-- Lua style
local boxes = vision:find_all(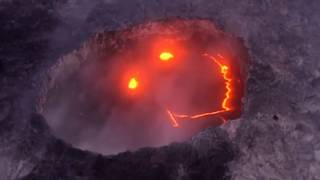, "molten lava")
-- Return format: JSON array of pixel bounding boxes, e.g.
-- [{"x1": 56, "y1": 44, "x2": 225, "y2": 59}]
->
[
  {"x1": 128, "y1": 77, "x2": 138, "y2": 90},
  {"x1": 167, "y1": 53, "x2": 233, "y2": 127},
  {"x1": 160, "y1": 52, "x2": 174, "y2": 61}
]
